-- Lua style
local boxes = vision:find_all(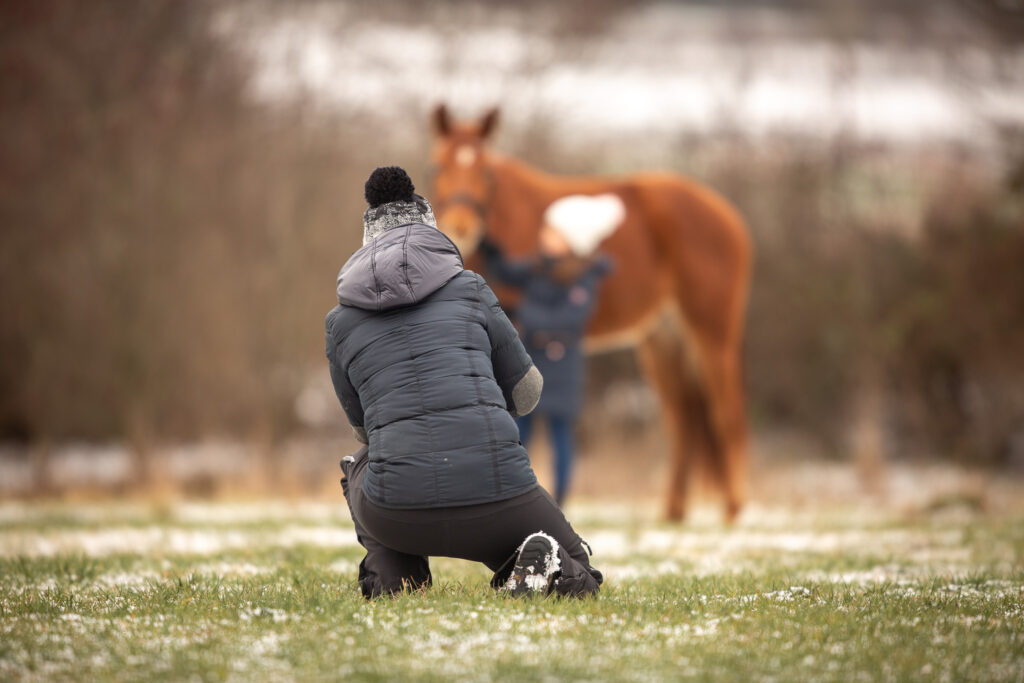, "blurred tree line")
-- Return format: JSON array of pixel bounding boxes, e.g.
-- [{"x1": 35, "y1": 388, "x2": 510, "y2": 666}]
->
[
  {"x1": 1, "y1": 0, "x2": 1023, "y2": 473},
  {"x1": 737, "y1": 141, "x2": 1024, "y2": 464},
  {"x1": 0, "y1": 1, "x2": 366, "y2": 455}
]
